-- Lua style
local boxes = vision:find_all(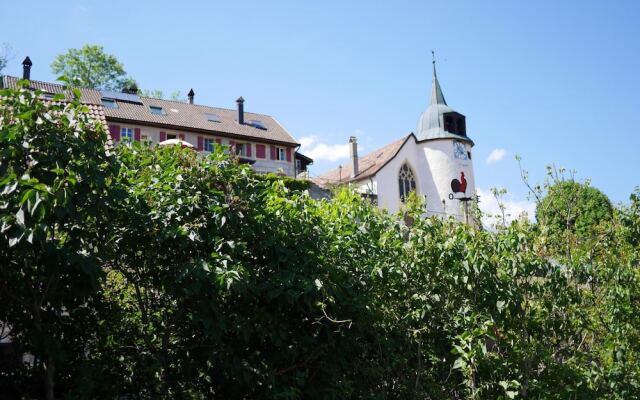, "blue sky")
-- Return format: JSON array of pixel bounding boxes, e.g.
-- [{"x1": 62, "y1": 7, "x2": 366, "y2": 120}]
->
[{"x1": 2, "y1": 0, "x2": 639, "y2": 212}]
